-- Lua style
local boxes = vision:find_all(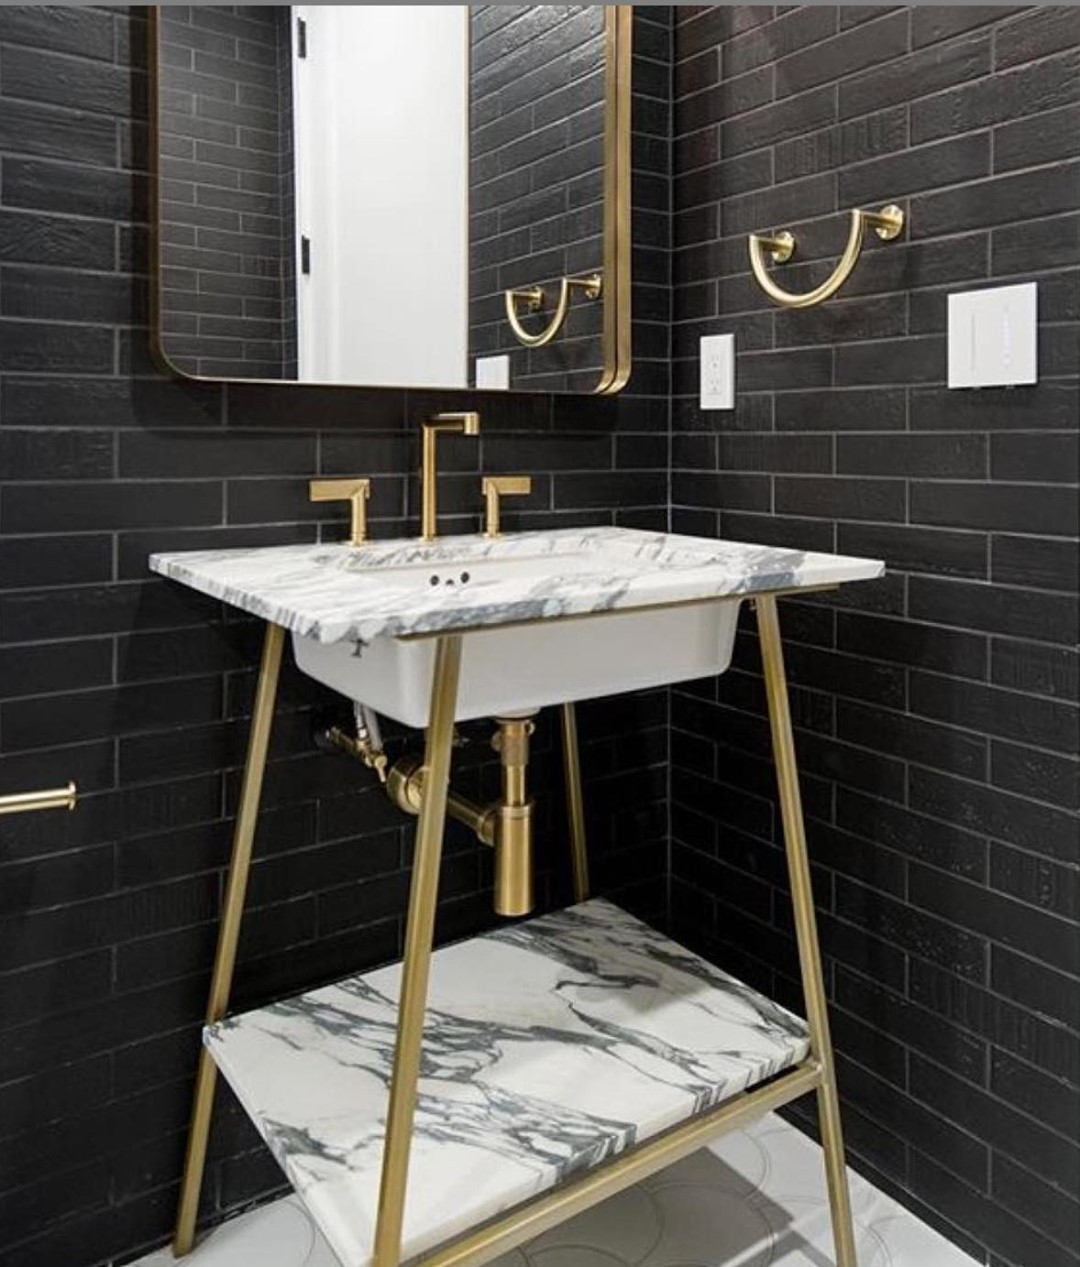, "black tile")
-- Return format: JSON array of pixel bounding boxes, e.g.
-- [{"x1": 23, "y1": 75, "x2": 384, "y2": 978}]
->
[
  {"x1": 914, "y1": 162, "x2": 1080, "y2": 239},
  {"x1": 991, "y1": 1154, "x2": 1080, "y2": 1258},
  {"x1": 990, "y1": 842, "x2": 1079, "y2": 920},
  {"x1": 910, "y1": 767, "x2": 1080, "y2": 866},
  {"x1": 911, "y1": 382, "x2": 1080, "y2": 432},
  {"x1": 991, "y1": 535, "x2": 1079, "y2": 593},
  {"x1": 775, "y1": 388, "x2": 907, "y2": 432},
  {"x1": 837, "y1": 1054, "x2": 989, "y2": 1188},
  {"x1": 909, "y1": 1154, "x2": 1076, "y2": 1267},
  {"x1": 909, "y1": 576, "x2": 1078, "y2": 644},
  {"x1": 838, "y1": 521, "x2": 987, "y2": 580},
  {"x1": 3, "y1": 157, "x2": 148, "y2": 223},
  {"x1": 913, "y1": 956, "x2": 1079, "y2": 1082},
  {"x1": 2, "y1": 481, "x2": 223, "y2": 534},
  {"x1": 836, "y1": 967, "x2": 987, "y2": 1084},
  {"x1": 992, "y1": 739, "x2": 1079, "y2": 810},
  {"x1": 775, "y1": 476, "x2": 907, "y2": 523},
  {"x1": 991, "y1": 946, "x2": 1080, "y2": 1038},
  {"x1": 839, "y1": 30, "x2": 993, "y2": 120},
  {"x1": 991, "y1": 639, "x2": 1078, "y2": 702},
  {"x1": 838, "y1": 698, "x2": 987, "y2": 780},
  {"x1": 912, "y1": 48, "x2": 1080, "y2": 145},
  {"x1": 837, "y1": 788, "x2": 988, "y2": 881},
  {"x1": 836, "y1": 876, "x2": 989, "y2": 981},
  {"x1": 910, "y1": 671, "x2": 1078, "y2": 755},
  {"x1": 996, "y1": 98, "x2": 1080, "y2": 173},
  {"x1": 911, "y1": 7, "x2": 1024, "y2": 49},
  {"x1": 838, "y1": 611, "x2": 988, "y2": 679},
  {"x1": 912, "y1": 481, "x2": 1078, "y2": 538},
  {"x1": 995, "y1": 7, "x2": 1080, "y2": 70},
  {"x1": 910, "y1": 1052, "x2": 1080, "y2": 1189}
]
